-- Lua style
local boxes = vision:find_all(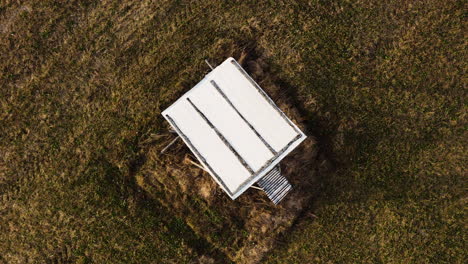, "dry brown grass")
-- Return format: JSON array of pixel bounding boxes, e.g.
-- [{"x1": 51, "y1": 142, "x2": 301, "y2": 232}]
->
[{"x1": 0, "y1": 0, "x2": 465, "y2": 263}]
